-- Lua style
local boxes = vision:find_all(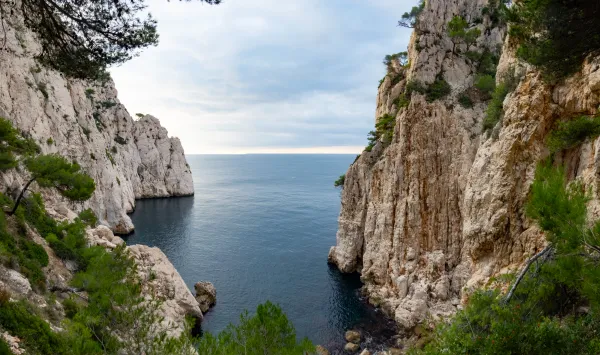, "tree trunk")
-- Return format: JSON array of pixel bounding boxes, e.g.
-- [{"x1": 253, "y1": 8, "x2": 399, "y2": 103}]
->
[
  {"x1": 504, "y1": 245, "x2": 553, "y2": 304},
  {"x1": 6, "y1": 177, "x2": 36, "y2": 215}
]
